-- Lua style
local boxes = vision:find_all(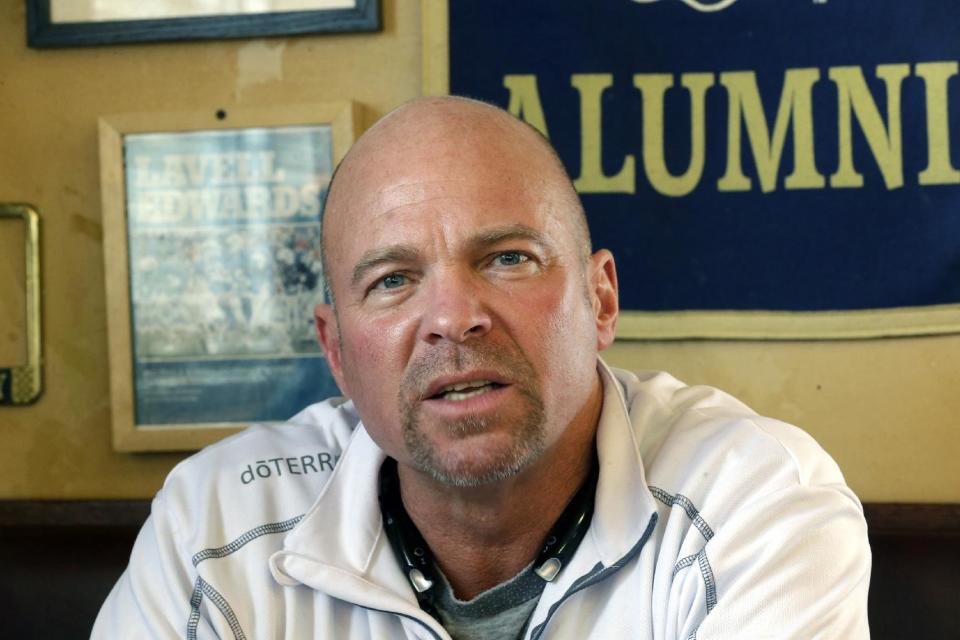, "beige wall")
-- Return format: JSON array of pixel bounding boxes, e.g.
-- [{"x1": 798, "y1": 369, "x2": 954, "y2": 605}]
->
[{"x1": 0, "y1": 1, "x2": 956, "y2": 502}]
